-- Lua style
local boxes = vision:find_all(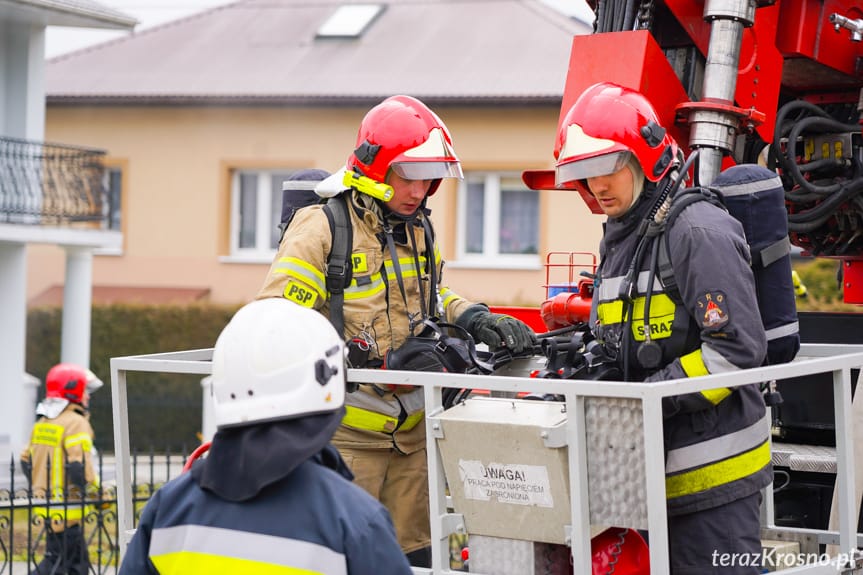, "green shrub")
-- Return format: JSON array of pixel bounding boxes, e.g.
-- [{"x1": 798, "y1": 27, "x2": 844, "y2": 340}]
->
[
  {"x1": 793, "y1": 258, "x2": 863, "y2": 313},
  {"x1": 26, "y1": 303, "x2": 240, "y2": 453}
]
